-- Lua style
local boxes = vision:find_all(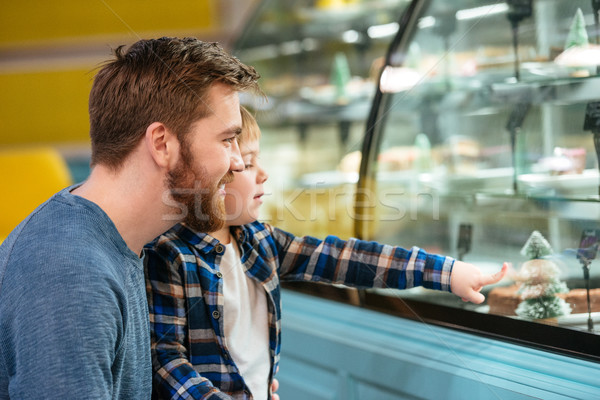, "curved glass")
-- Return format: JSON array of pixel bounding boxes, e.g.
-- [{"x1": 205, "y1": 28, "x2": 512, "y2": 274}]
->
[
  {"x1": 234, "y1": 0, "x2": 410, "y2": 239},
  {"x1": 359, "y1": 0, "x2": 600, "y2": 360}
]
